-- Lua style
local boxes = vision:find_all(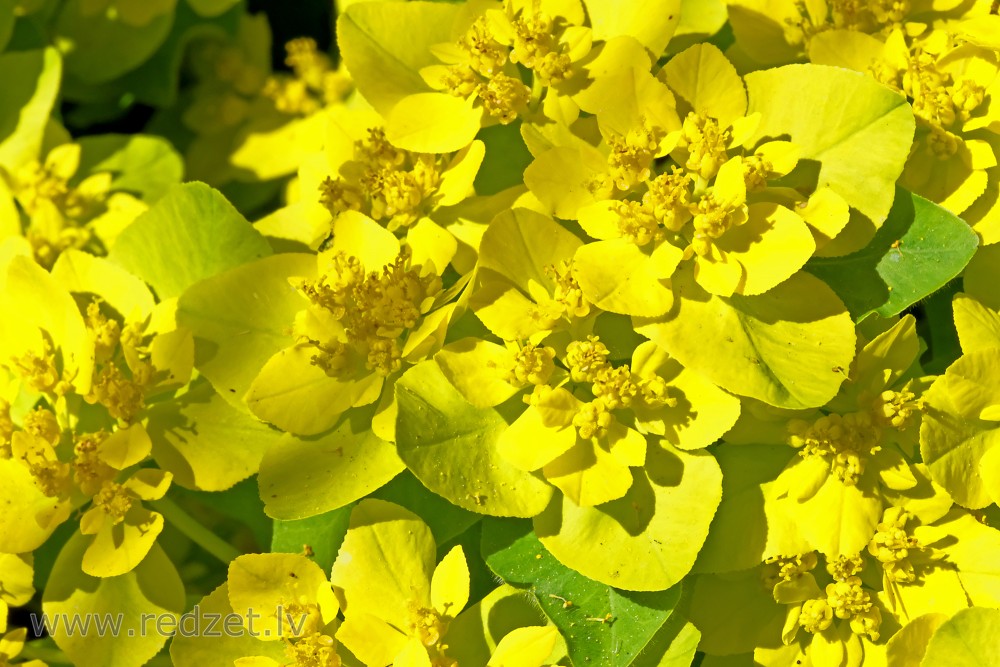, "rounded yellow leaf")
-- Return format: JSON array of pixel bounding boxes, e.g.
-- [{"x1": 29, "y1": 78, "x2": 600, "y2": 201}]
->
[
  {"x1": 386, "y1": 93, "x2": 484, "y2": 154},
  {"x1": 431, "y1": 545, "x2": 470, "y2": 618},
  {"x1": 330, "y1": 499, "x2": 436, "y2": 633},
  {"x1": 488, "y1": 626, "x2": 559, "y2": 667},
  {"x1": 534, "y1": 443, "x2": 722, "y2": 590},
  {"x1": 661, "y1": 43, "x2": 746, "y2": 125},
  {"x1": 228, "y1": 553, "x2": 336, "y2": 640},
  {"x1": 574, "y1": 239, "x2": 674, "y2": 316}
]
